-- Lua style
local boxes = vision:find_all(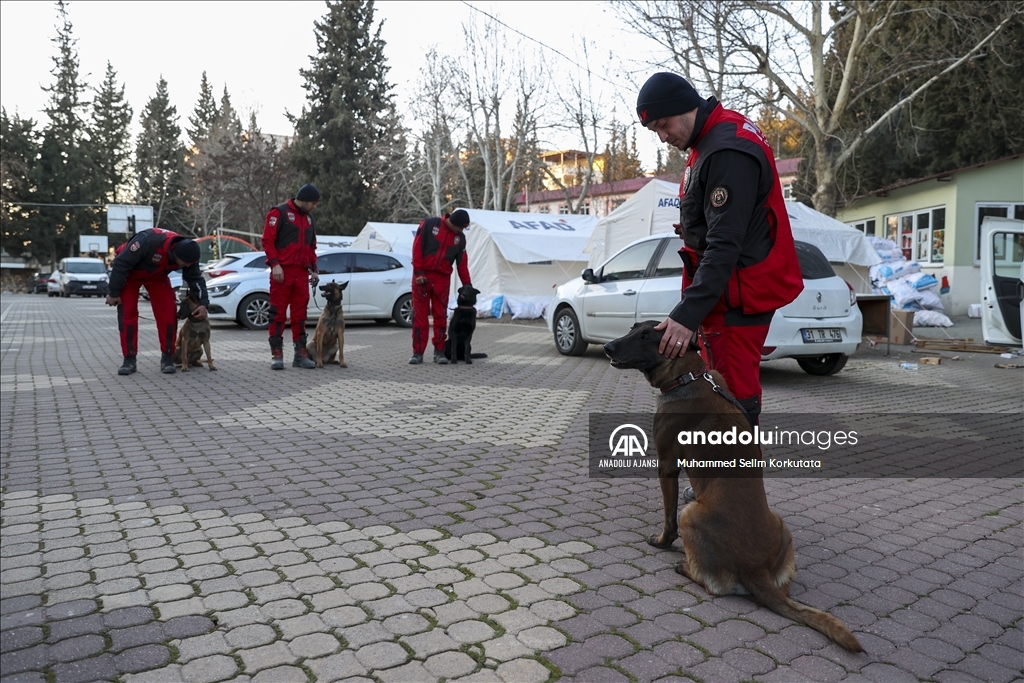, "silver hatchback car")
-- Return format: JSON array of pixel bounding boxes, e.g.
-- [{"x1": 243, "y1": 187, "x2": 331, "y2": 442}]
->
[{"x1": 546, "y1": 234, "x2": 863, "y2": 375}]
